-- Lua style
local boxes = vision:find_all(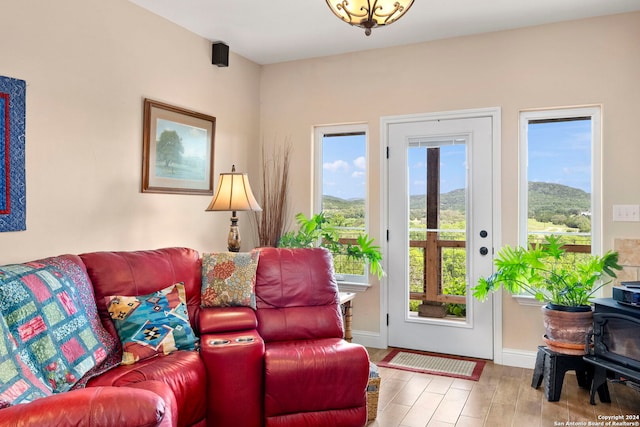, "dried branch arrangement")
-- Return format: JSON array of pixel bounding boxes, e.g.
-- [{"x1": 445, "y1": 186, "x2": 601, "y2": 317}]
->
[{"x1": 254, "y1": 141, "x2": 292, "y2": 247}]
